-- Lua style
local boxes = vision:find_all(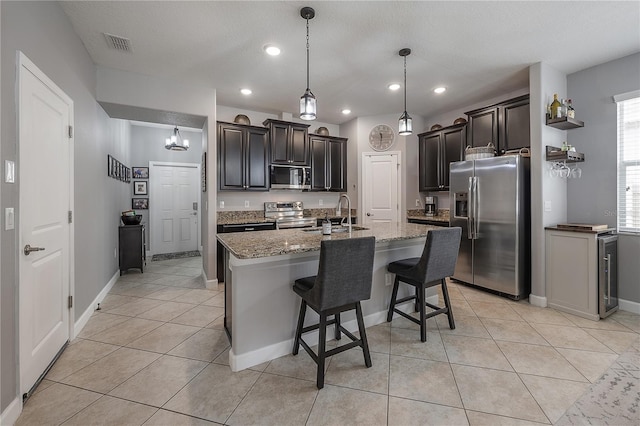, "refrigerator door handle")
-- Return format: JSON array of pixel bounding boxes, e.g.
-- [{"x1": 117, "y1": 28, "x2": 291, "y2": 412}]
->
[
  {"x1": 467, "y1": 177, "x2": 474, "y2": 240},
  {"x1": 468, "y1": 176, "x2": 478, "y2": 240}
]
